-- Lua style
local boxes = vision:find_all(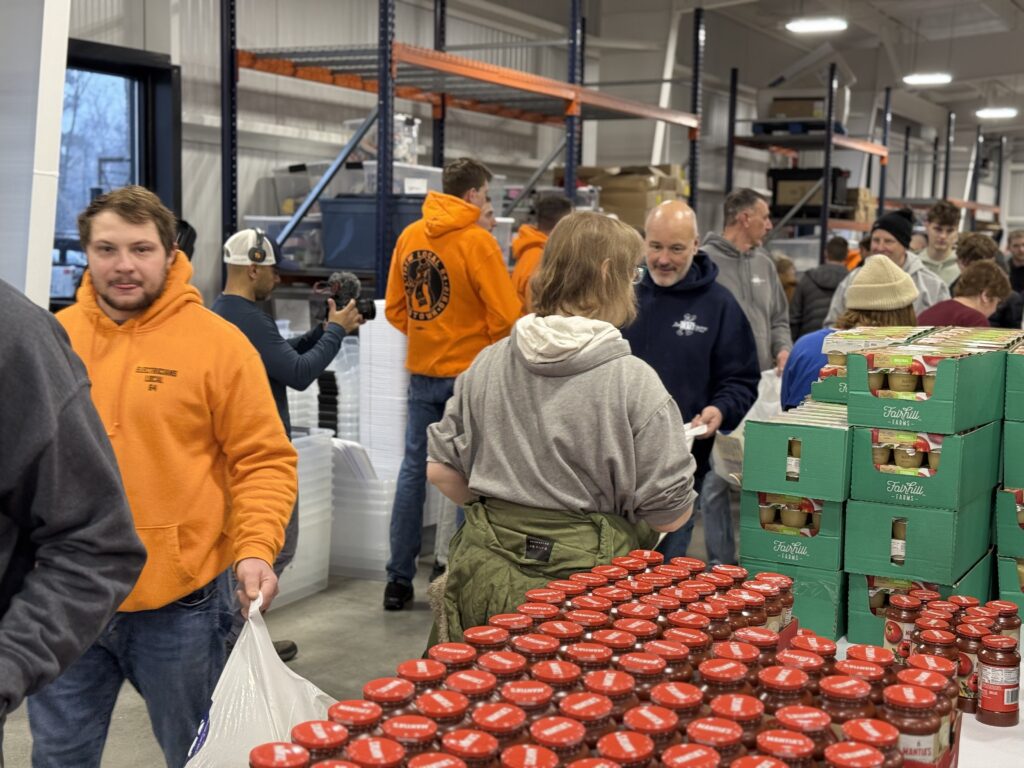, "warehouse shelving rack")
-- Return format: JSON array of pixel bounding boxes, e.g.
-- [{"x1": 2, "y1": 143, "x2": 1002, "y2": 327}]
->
[{"x1": 218, "y1": 0, "x2": 704, "y2": 295}]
